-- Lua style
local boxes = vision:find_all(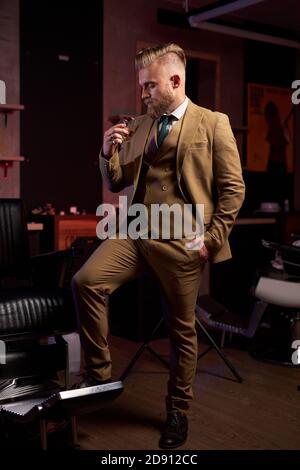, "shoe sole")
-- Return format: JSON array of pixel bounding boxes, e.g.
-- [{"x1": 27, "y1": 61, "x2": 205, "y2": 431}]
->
[{"x1": 159, "y1": 437, "x2": 187, "y2": 449}]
